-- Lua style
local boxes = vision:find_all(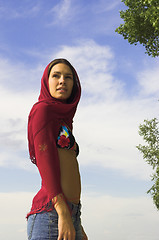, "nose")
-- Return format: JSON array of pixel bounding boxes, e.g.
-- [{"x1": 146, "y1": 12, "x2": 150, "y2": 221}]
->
[{"x1": 59, "y1": 75, "x2": 65, "y2": 84}]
